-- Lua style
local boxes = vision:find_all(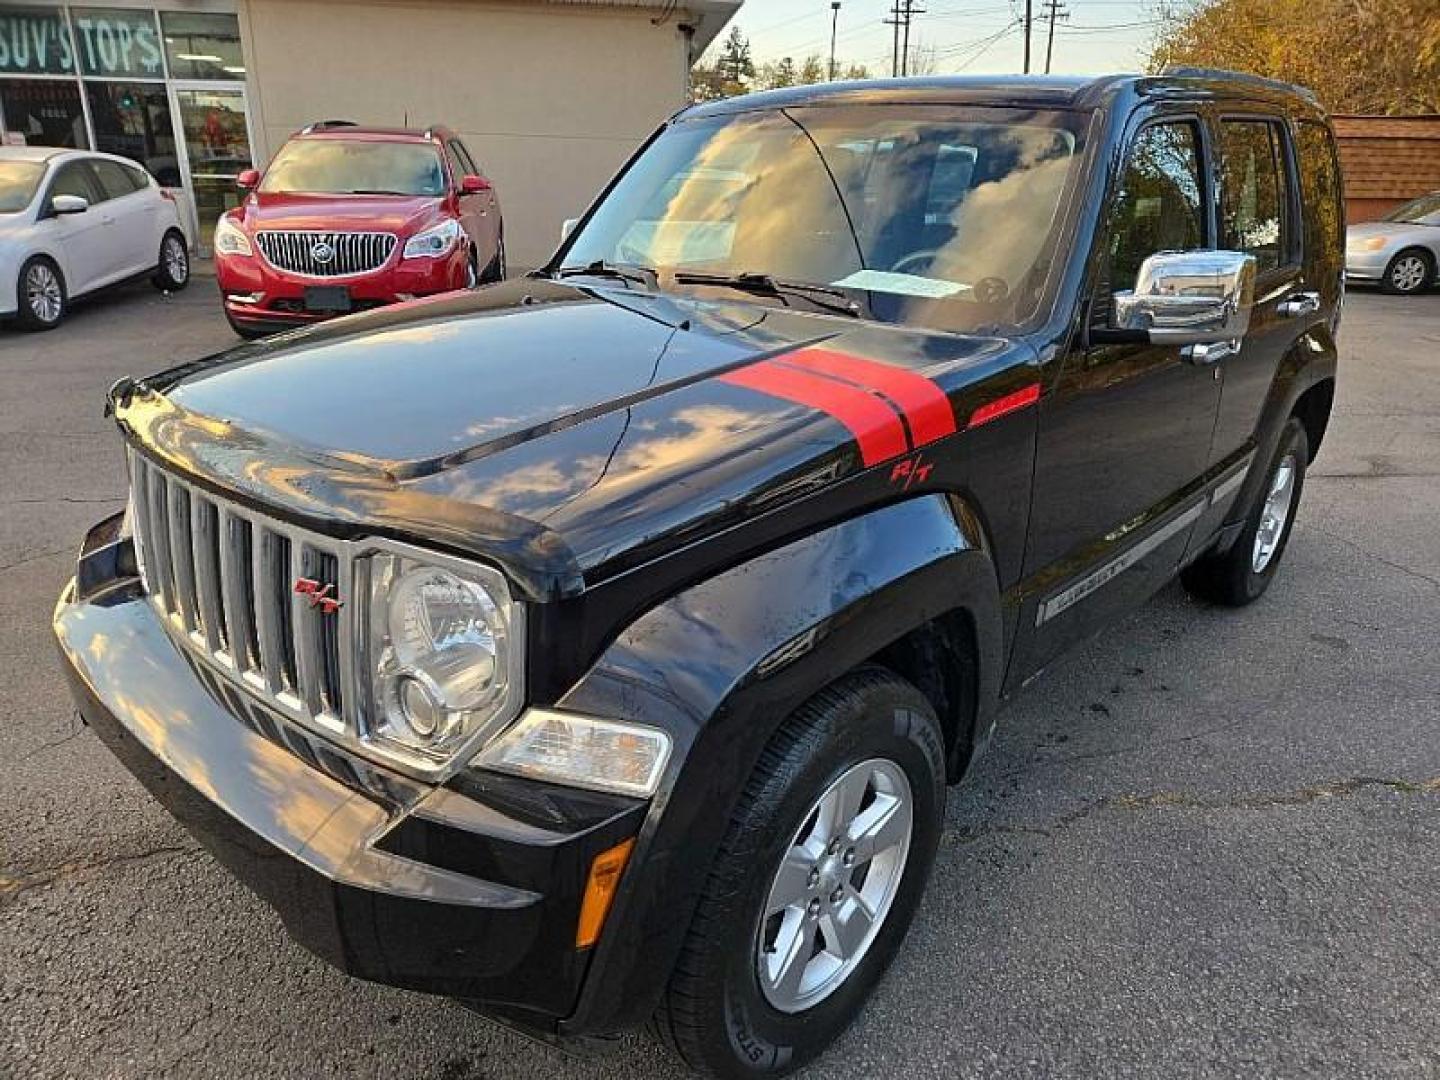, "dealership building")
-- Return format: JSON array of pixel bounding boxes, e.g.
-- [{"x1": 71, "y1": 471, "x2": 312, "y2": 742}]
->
[{"x1": 0, "y1": 0, "x2": 741, "y2": 265}]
